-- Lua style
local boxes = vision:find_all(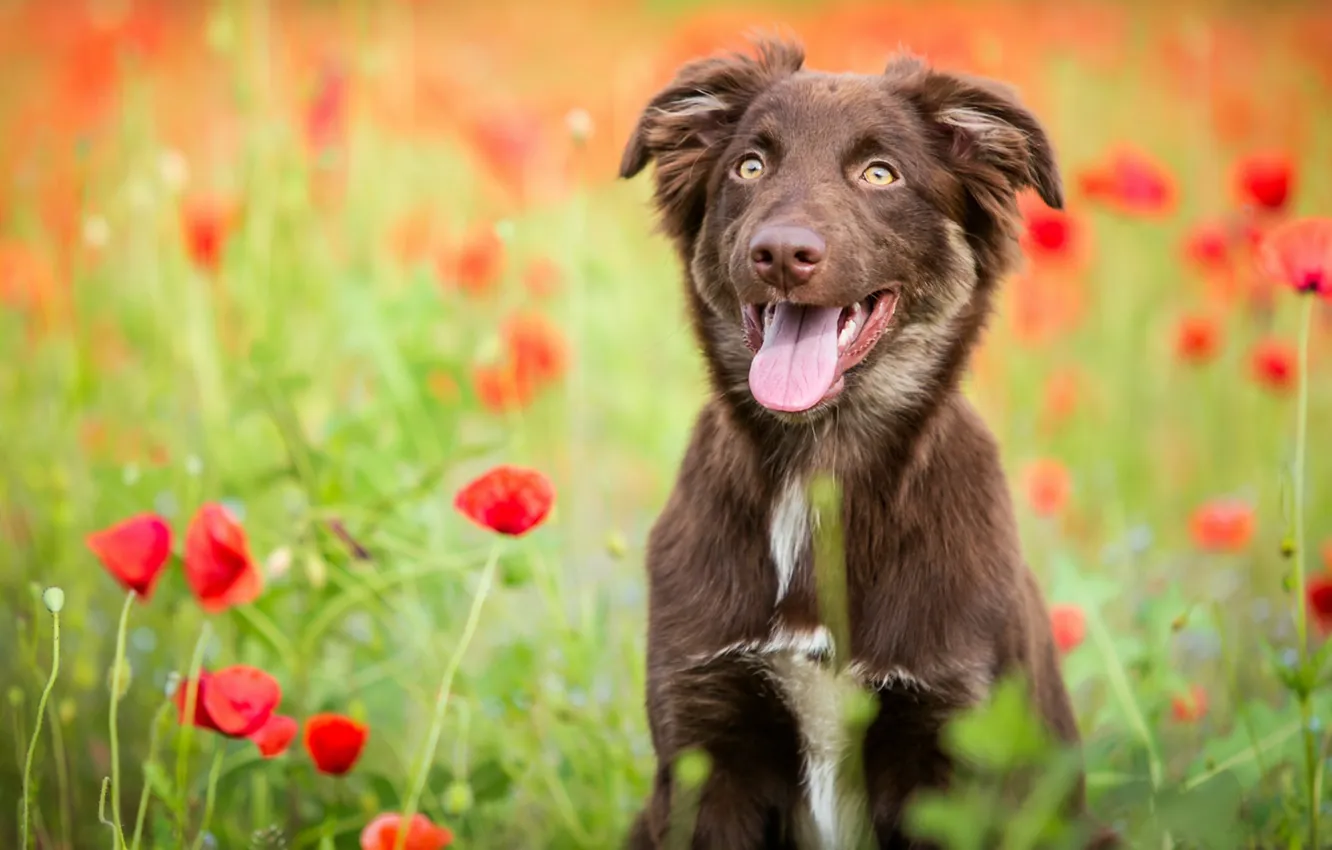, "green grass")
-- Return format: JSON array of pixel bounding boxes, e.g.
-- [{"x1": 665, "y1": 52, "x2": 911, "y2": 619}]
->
[{"x1": 3, "y1": 0, "x2": 1332, "y2": 847}]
